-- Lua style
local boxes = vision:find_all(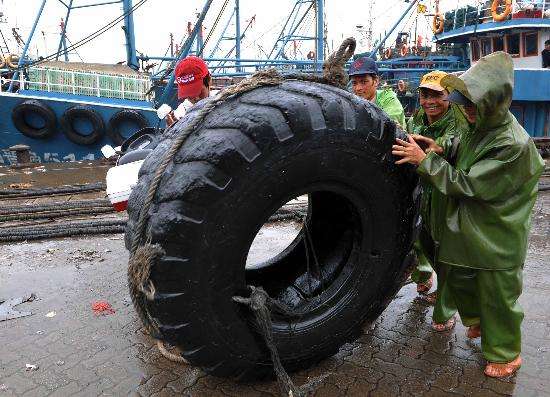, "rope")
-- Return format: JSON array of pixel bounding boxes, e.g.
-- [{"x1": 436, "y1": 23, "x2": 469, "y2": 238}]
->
[
  {"x1": 0, "y1": 198, "x2": 111, "y2": 215},
  {"x1": 233, "y1": 287, "x2": 330, "y2": 397},
  {"x1": 127, "y1": 38, "x2": 356, "y2": 388},
  {"x1": 0, "y1": 182, "x2": 105, "y2": 199}
]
